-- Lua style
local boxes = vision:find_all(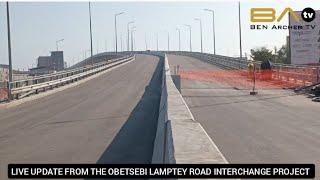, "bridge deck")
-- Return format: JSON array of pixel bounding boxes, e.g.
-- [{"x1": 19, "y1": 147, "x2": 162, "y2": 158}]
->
[
  {"x1": 168, "y1": 54, "x2": 320, "y2": 177},
  {"x1": 0, "y1": 54, "x2": 162, "y2": 179}
]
